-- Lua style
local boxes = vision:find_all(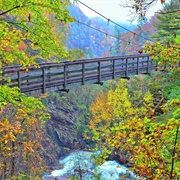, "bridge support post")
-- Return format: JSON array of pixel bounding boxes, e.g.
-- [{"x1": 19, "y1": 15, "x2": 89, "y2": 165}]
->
[
  {"x1": 112, "y1": 60, "x2": 115, "y2": 79},
  {"x1": 42, "y1": 68, "x2": 46, "y2": 93},
  {"x1": 125, "y1": 58, "x2": 128, "y2": 77},
  {"x1": 98, "y1": 61, "x2": 103, "y2": 84},
  {"x1": 82, "y1": 63, "x2": 85, "y2": 85},
  {"x1": 60, "y1": 65, "x2": 69, "y2": 92},
  {"x1": 62, "y1": 65, "x2": 69, "y2": 92},
  {"x1": 147, "y1": 56, "x2": 150, "y2": 74},
  {"x1": 18, "y1": 71, "x2": 21, "y2": 92},
  {"x1": 137, "y1": 57, "x2": 139, "y2": 75},
  {"x1": 64, "y1": 65, "x2": 67, "y2": 89},
  {"x1": 98, "y1": 61, "x2": 101, "y2": 83}
]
